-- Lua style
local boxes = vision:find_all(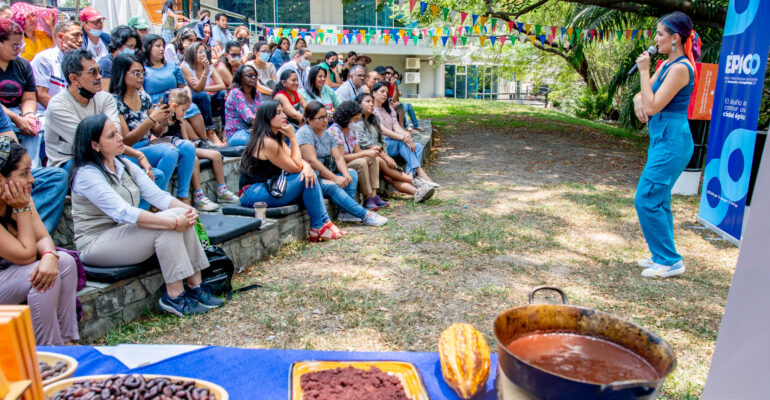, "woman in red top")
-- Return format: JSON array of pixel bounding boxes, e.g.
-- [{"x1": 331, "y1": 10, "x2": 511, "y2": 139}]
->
[{"x1": 272, "y1": 69, "x2": 307, "y2": 127}]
